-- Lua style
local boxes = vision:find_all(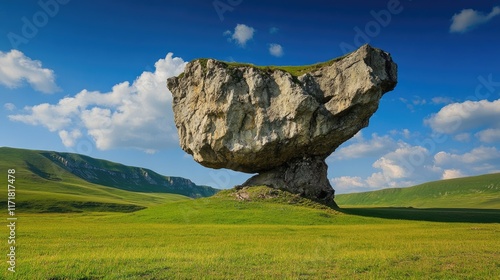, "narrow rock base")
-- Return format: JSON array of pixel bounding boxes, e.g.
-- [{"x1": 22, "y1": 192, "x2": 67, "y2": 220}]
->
[{"x1": 242, "y1": 157, "x2": 339, "y2": 208}]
